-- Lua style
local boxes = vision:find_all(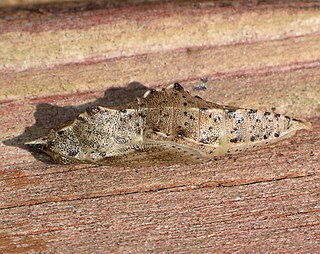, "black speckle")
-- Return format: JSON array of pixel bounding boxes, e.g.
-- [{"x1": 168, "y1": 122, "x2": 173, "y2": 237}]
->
[
  {"x1": 250, "y1": 136, "x2": 255, "y2": 142},
  {"x1": 174, "y1": 83, "x2": 184, "y2": 91},
  {"x1": 214, "y1": 116, "x2": 221, "y2": 122},
  {"x1": 57, "y1": 130, "x2": 64, "y2": 135},
  {"x1": 200, "y1": 107, "x2": 208, "y2": 111},
  {"x1": 184, "y1": 122, "x2": 188, "y2": 126},
  {"x1": 200, "y1": 138, "x2": 209, "y2": 144},
  {"x1": 120, "y1": 109, "x2": 127, "y2": 113},
  {"x1": 196, "y1": 157, "x2": 200, "y2": 160},
  {"x1": 248, "y1": 109, "x2": 257, "y2": 114},
  {"x1": 162, "y1": 88, "x2": 165, "y2": 91},
  {"x1": 190, "y1": 115, "x2": 196, "y2": 120},
  {"x1": 227, "y1": 108, "x2": 236, "y2": 113},
  {"x1": 195, "y1": 95, "x2": 202, "y2": 99},
  {"x1": 209, "y1": 151, "x2": 213, "y2": 154},
  {"x1": 274, "y1": 133, "x2": 279, "y2": 137},
  {"x1": 77, "y1": 116, "x2": 85, "y2": 121},
  {"x1": 138, "y1": 112, "x2": 146, "y2": 118},
  {"x1": 208, "y1": 126, "x2": 213, "y2": 131},
  {"x1": 48, "y1": 141, "x2": 55, "y2": 147},
  {"x1": 263, "y1": 134, "x2": 268, "y2": 139},
  {"x1": 230, "y1": 138, "x2": 238, "y2": 143},
  {"x1": 200, "y1": 77, "x2": 208, "y2": 83},
  {"x1": 150, "y1": 89, "x2": 156, "y2": 93},
  {"x1": 275, "y1": 113, "x2": 281, "y2": 119},
  {"x1": 99, "y1": 152, "x2": 106, "y2": 157},
  {"x1": 183, "y1": 102, "x2": 187, "y2": 106},
  {"x1": 178, "y1": 129, "x2": 185, "y2": 137},
  {"x1": 86, "y1": 105, "x2": 100, "y2": 116},
  {"x1": 264, "y1": 112, "x2": 271, "y2": 116},
  {"x1": 184, "y1": 111, "x2": 187, "y2": 116},
  {"x1": 285, "y1": 116, "x2": 291, "y2": 120},
  {"x1": 68, "y1": 150, "x2": 78, "y2": 157},
  {"x1": 153, "y1": 127, "x2": 159, "y2": 132}
]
